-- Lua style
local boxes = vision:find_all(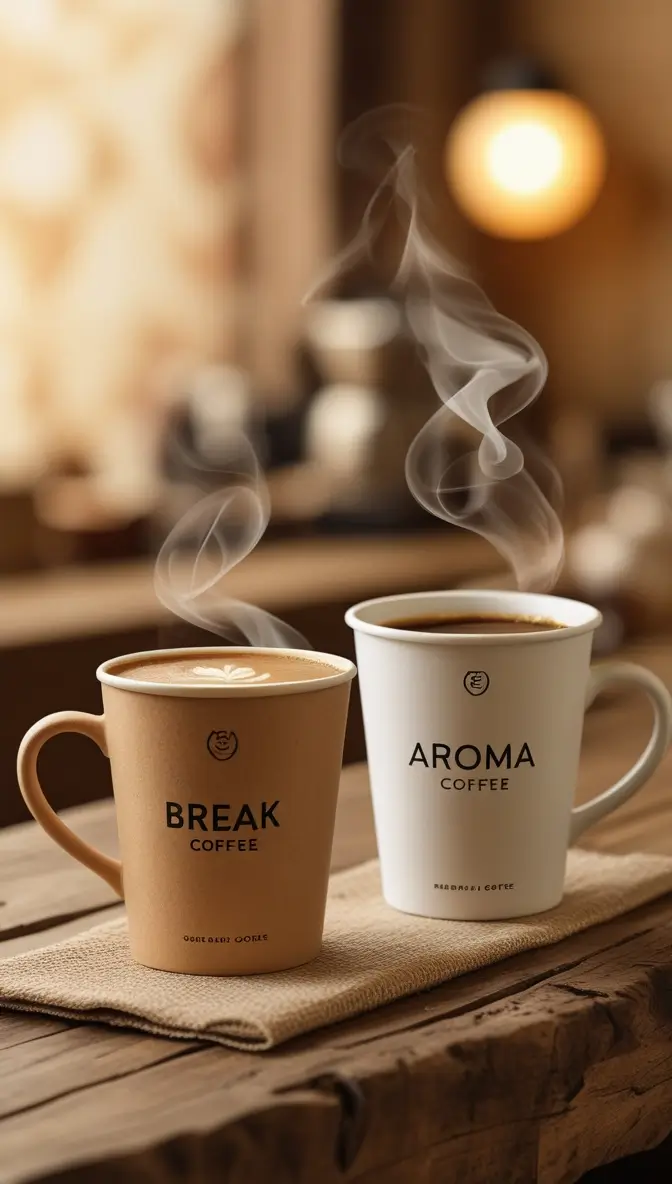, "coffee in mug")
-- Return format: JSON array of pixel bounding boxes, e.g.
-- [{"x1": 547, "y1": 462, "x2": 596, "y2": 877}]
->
[
  {"x1": 346, "y1": 590, "x2": 672, "y2": 920},
  {"x1": 115, "y1": 650, "x2": 340, "y2": 684},
  {"x1": 17, "y1": 647, "x2": 356, "y2": 974},
  {"x1": 383, "y1": 614, "x2": 562, "y2": 635}
]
